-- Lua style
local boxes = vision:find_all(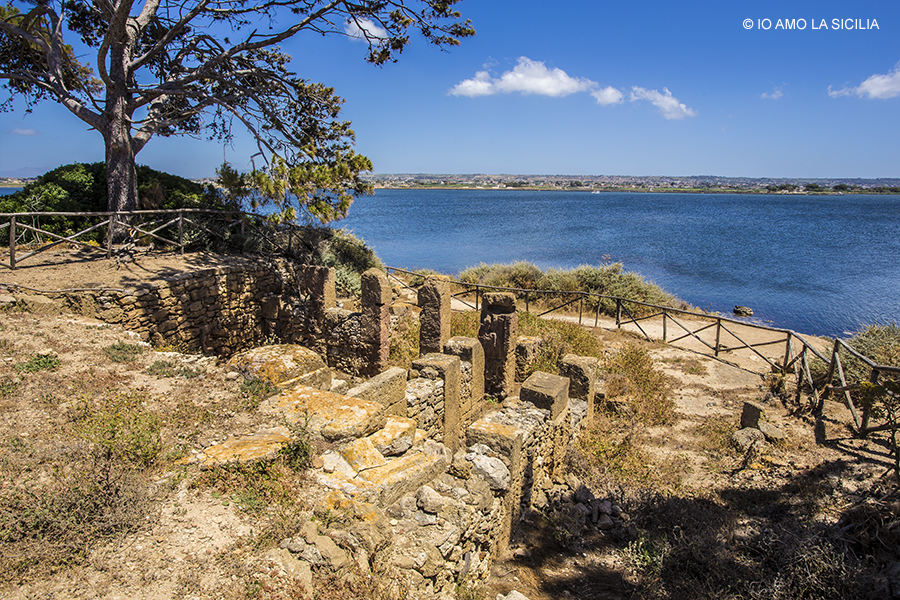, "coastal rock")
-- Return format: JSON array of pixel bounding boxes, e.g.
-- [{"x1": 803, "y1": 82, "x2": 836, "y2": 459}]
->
[{"x1": 733, "y1": 305, "x2": 754, "y2": 317}]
